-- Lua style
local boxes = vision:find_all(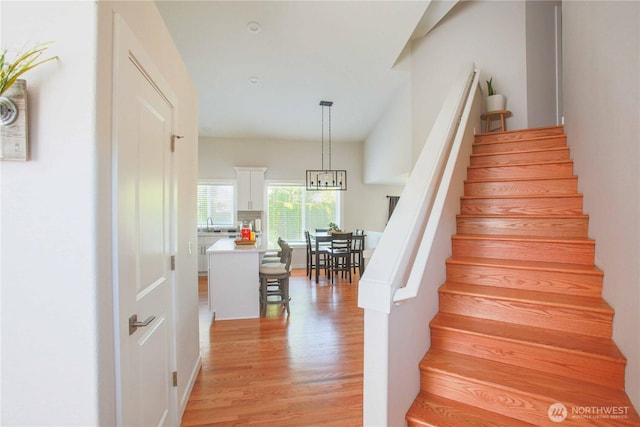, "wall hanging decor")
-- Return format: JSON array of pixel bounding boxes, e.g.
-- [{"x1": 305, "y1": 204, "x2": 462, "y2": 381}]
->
[{"x1": 0, "y1": 42, "x2": 57, "y2": 161}]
